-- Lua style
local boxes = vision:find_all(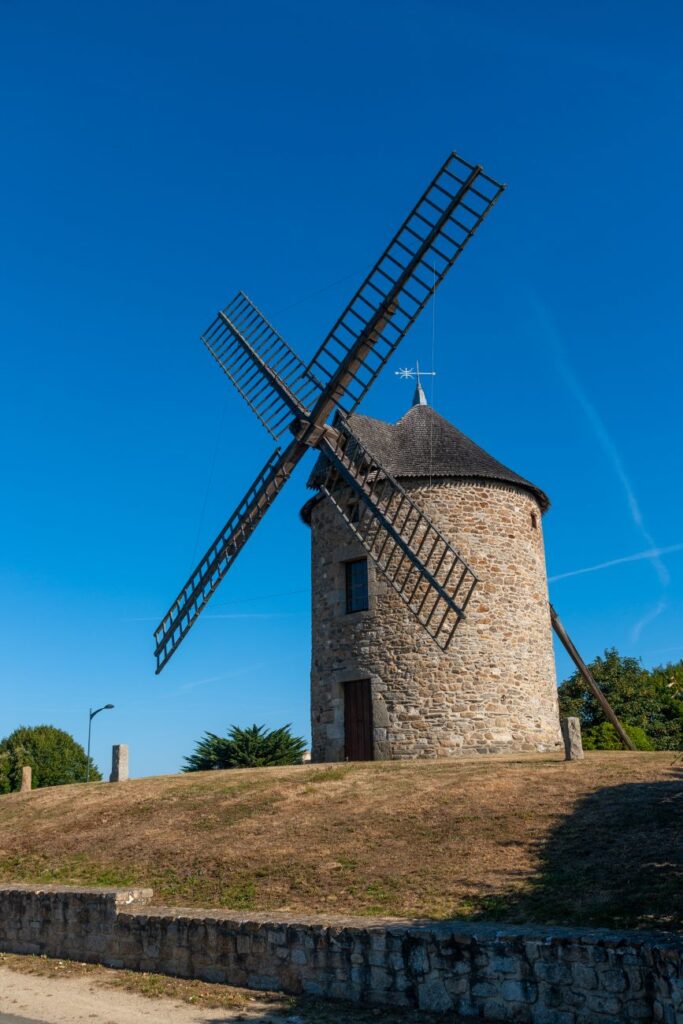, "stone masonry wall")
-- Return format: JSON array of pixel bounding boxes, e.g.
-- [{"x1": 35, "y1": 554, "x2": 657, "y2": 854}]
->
[
  {"x1": 0, "y1": 886, "x2": 681, "y2": 1022},
  {"x1": 309, "y1": 478, "x2": 562, "y2": 761}
]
